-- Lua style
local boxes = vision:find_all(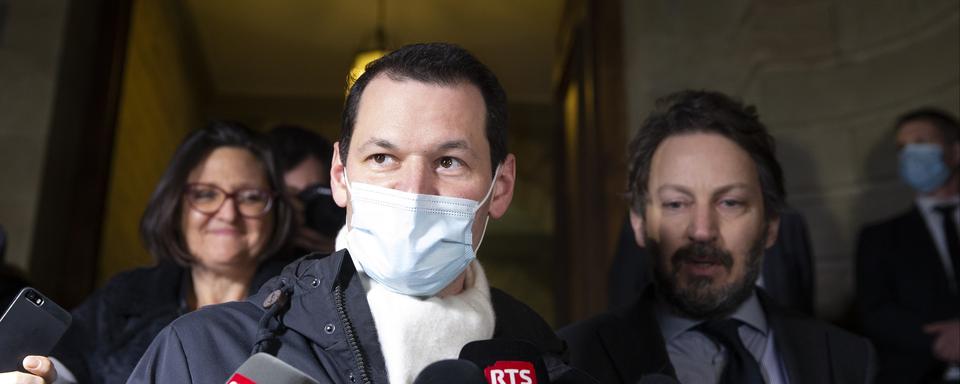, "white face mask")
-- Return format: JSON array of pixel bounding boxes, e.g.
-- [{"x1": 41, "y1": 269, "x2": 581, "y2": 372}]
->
[{"x1": 344, "y1": 166, "x2": 500, "y2": 296}]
